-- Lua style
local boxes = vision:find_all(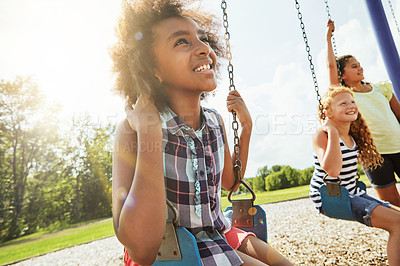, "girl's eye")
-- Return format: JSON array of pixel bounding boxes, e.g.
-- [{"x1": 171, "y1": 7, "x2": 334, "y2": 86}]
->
[
  {"x1": 200, "y1": 36, "x2": 210, "y2": 44},
  {"x1": 174, "y1": 38, "x2": 188, "y2": 47}
]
